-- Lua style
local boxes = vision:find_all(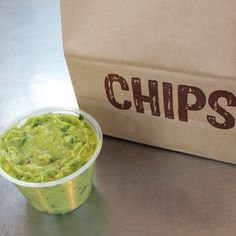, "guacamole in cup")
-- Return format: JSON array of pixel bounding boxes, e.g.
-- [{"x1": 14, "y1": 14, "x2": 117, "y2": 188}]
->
[{"x1": 0, "y1": 107, "x2": 102, "y2": 214}]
